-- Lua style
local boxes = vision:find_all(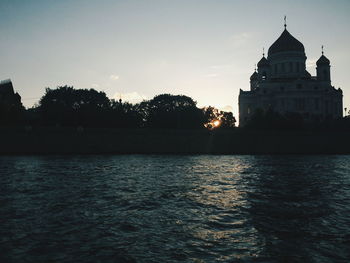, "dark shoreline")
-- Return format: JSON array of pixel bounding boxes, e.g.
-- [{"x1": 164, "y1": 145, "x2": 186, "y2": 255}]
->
[{"x1": 0, "y1": 127, "x2": 349, "y2": 155}]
